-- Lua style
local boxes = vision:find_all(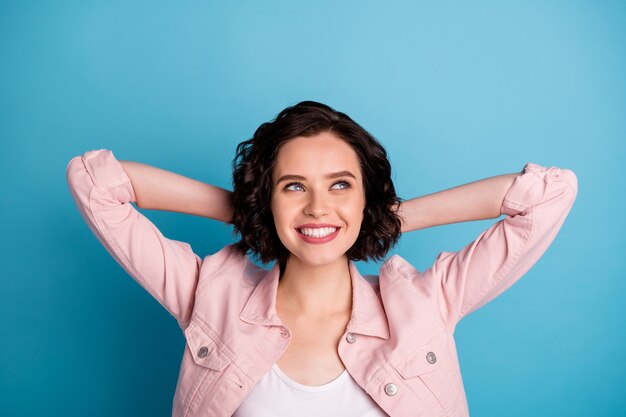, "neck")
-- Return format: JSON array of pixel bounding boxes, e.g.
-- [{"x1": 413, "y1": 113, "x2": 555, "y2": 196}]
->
[{"x1": 277, "y1": 255, "x2": 353, "y2": 318}]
